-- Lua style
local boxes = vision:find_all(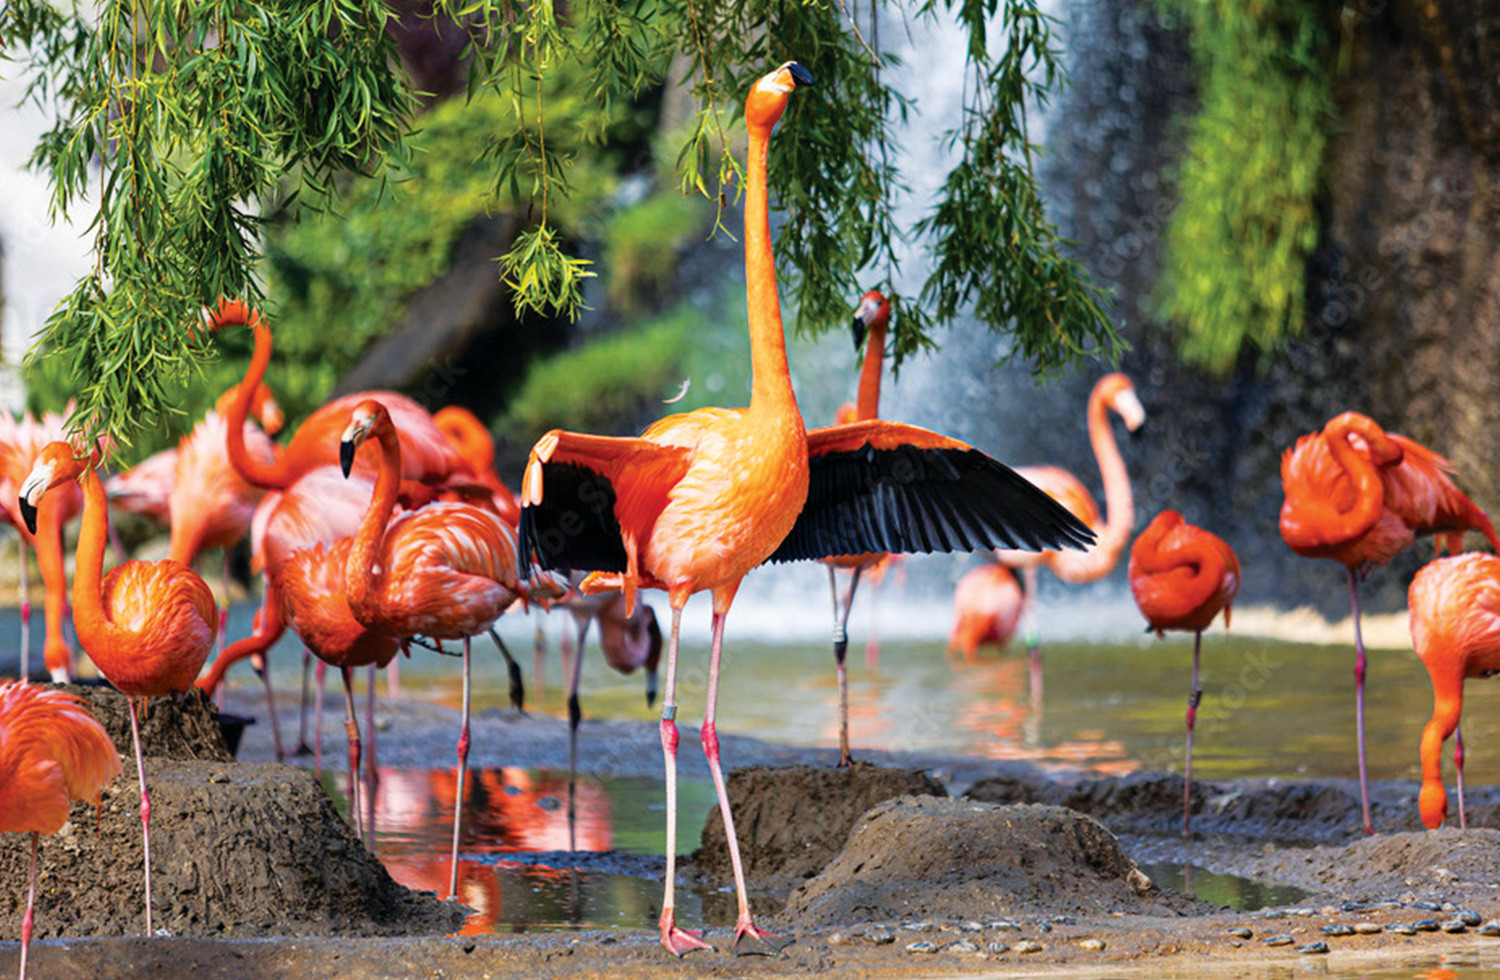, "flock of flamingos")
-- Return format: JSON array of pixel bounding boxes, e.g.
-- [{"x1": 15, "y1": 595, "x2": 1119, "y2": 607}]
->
[{"x1": 3, "y1": 59, "x2": 1500, "y2": 969}]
